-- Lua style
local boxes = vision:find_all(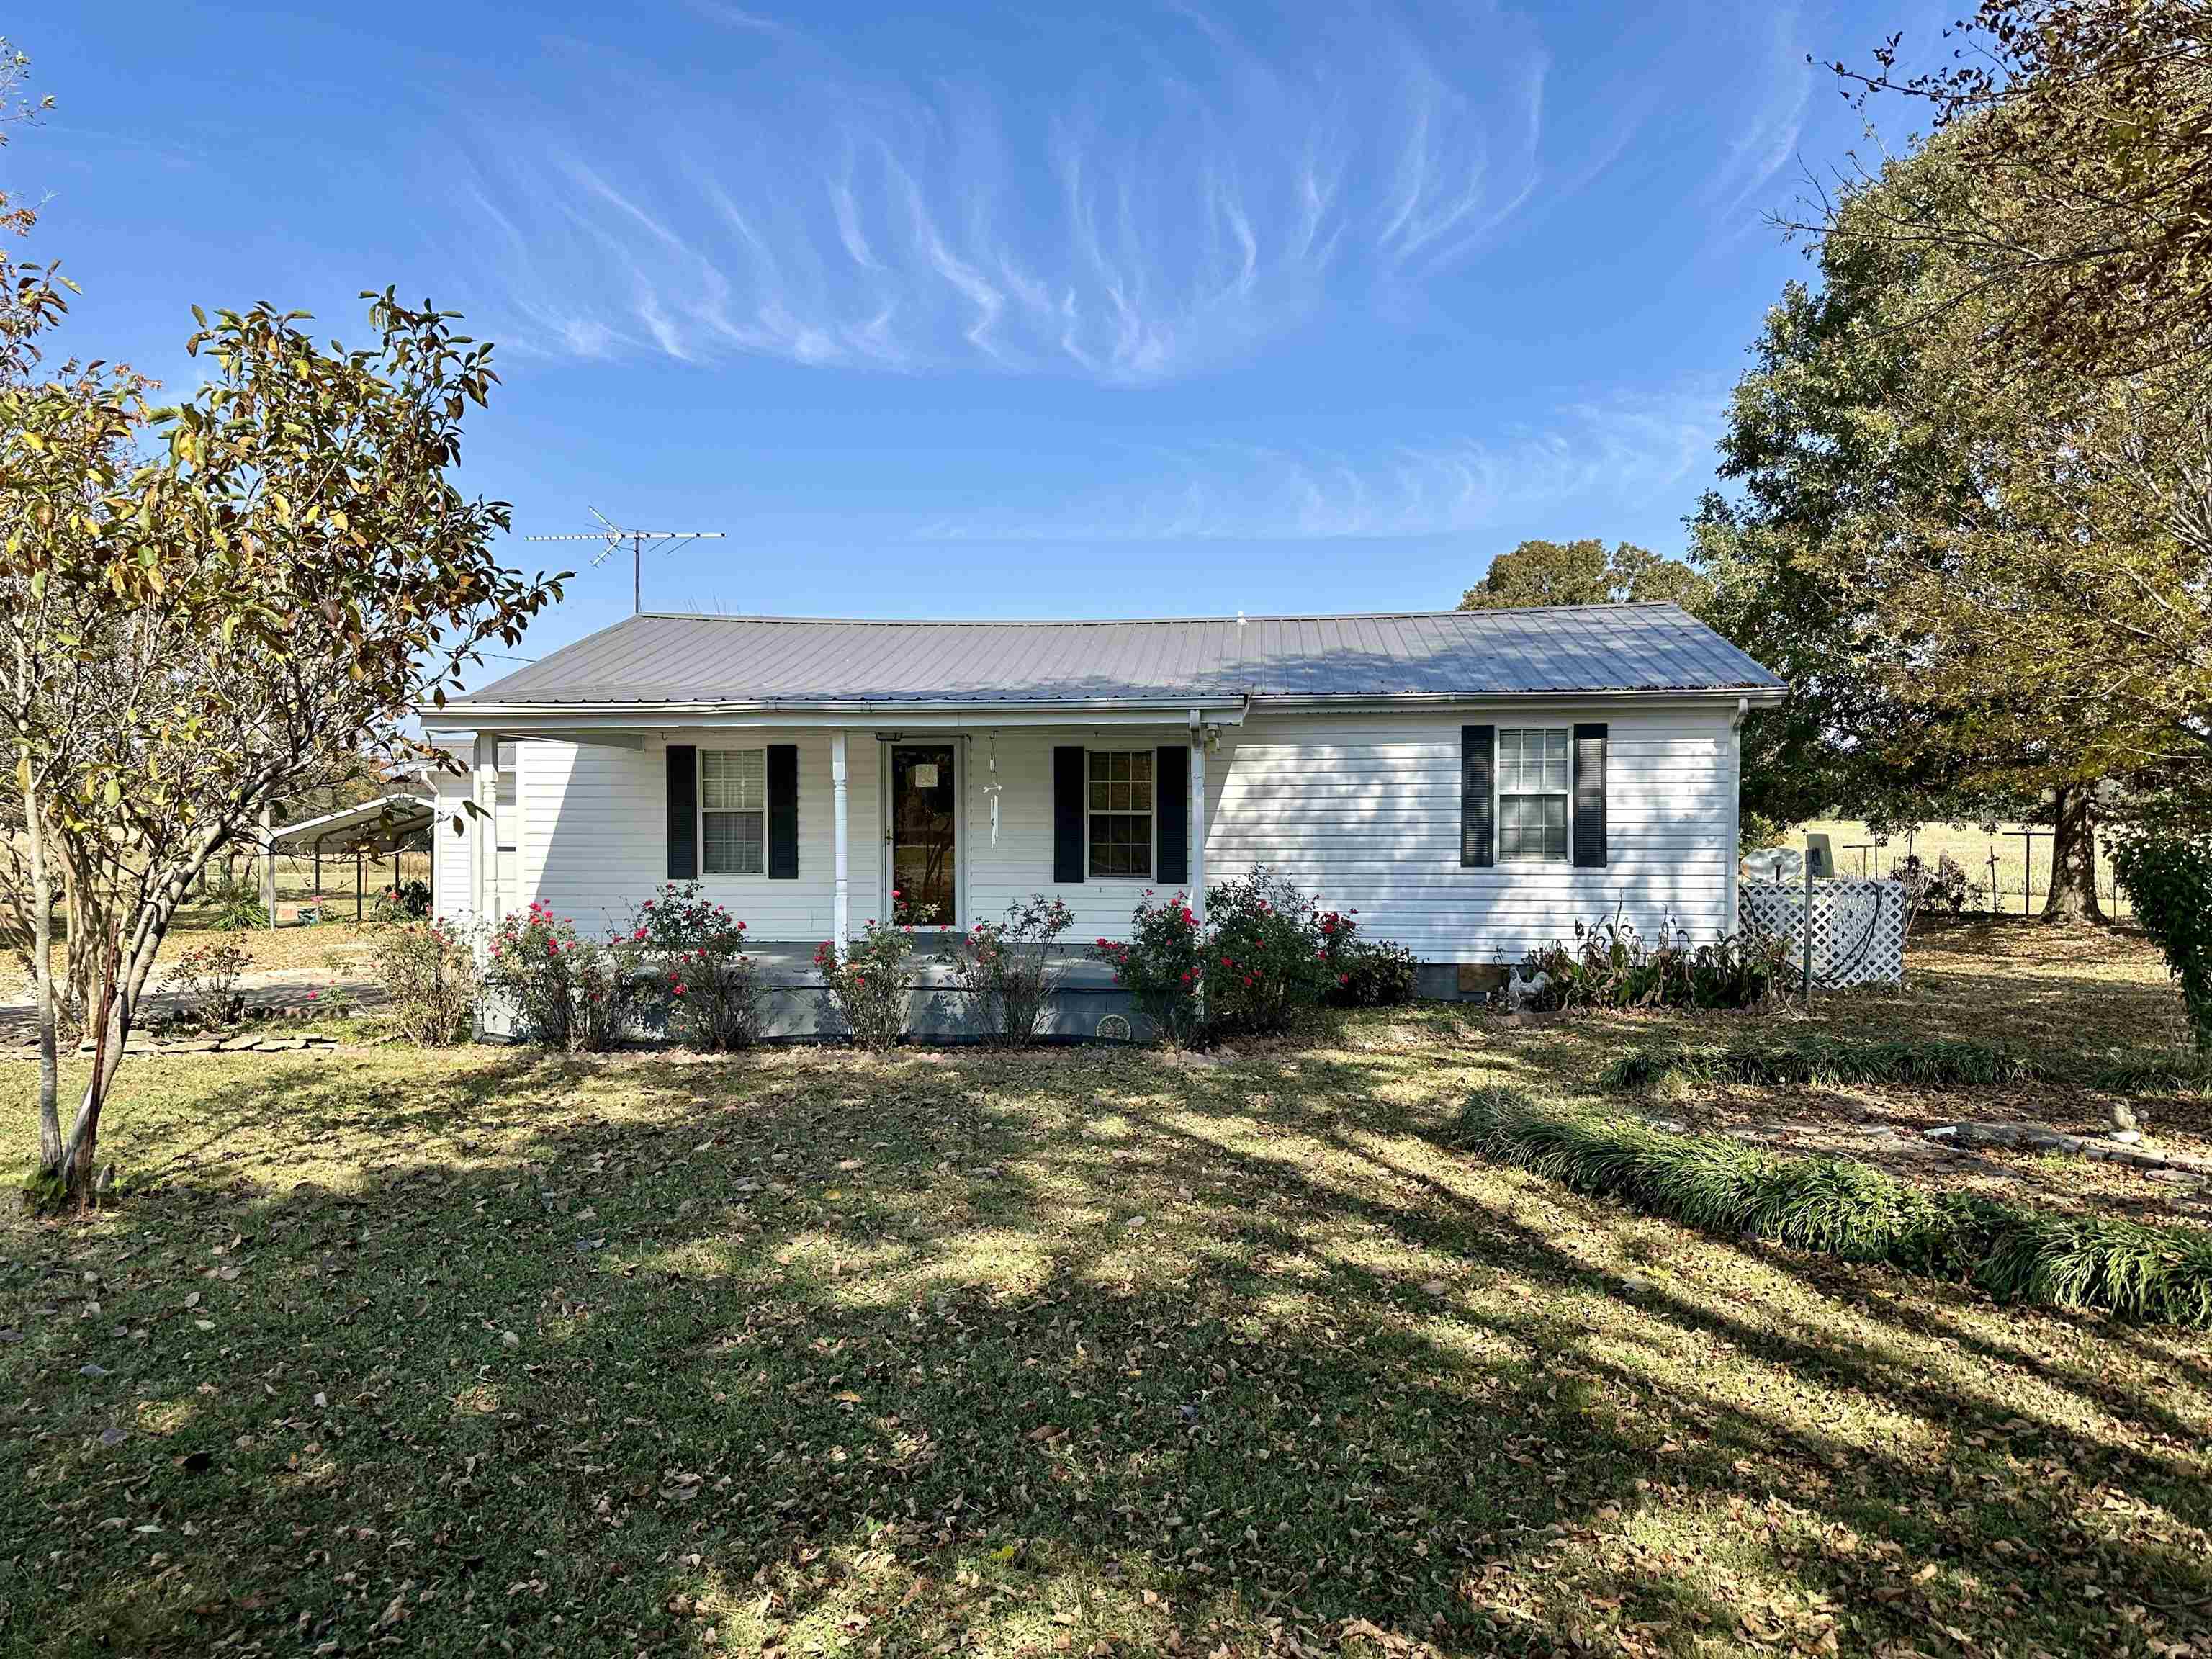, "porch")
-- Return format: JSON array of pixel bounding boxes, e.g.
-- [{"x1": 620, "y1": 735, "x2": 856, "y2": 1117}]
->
[
  {"x1": 718, "y1": 938, "x2": 1138, "y2": 1042},
  {"x1": 444, "y1": 711, "x2": 1241, "y2": 956}
]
